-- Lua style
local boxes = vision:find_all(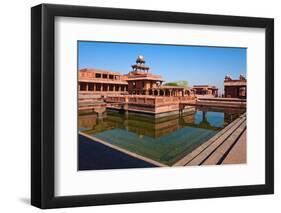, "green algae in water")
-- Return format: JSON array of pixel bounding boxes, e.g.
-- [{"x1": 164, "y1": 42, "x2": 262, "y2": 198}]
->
[
  {"x1": 92, "y1": 127, "x2": 217, "y2": 166},
  {"x1": 79, "y1": 109, "x2": 244, "y2": 166}
]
